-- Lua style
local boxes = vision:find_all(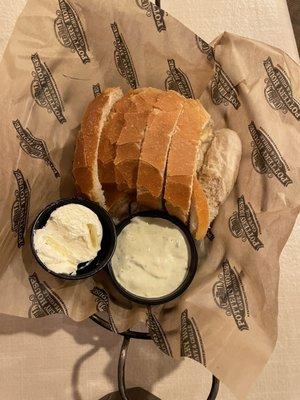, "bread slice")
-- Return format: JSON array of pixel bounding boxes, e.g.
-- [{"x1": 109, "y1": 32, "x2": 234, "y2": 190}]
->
[
  {"x1": 114, "y1": 88, "x2": 163, "y2": 192},
  {"x1": 200, "y1": 128, "x2": 242, "y2": 223},
  {"x1": 137, "y1": 91, "x2": 184, "y2": 209},
  {"x1": 188, "y1": 103, "x2": 214, "y2": 240},
  {"x1": 73, "y1": 87, "x2": 123, "y2": 206},
  {"x1": 164, "y1": 99, "x2": 211, "y2": 222},
  {"x1": 189, "y1": 177, "x2": 209, "y2": 240},
  {"x1": 114, "y1": 111, "x2": 151, "y2": 191},
  {"x1": 98, "y1": 91, "x2": 138, "y2": 185}
]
